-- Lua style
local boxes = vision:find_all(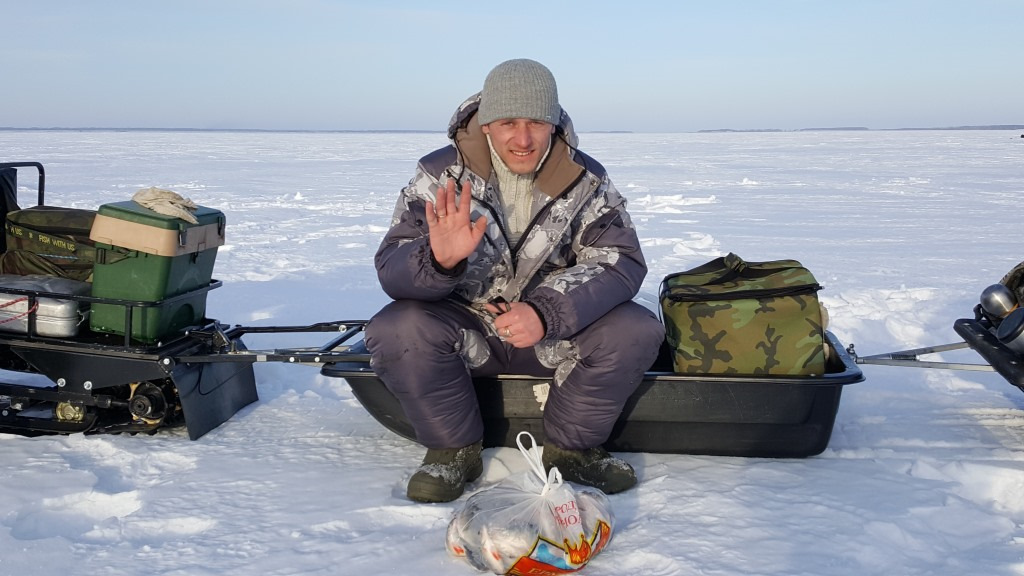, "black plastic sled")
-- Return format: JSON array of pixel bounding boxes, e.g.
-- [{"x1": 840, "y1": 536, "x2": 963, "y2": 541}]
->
[{"x1": 322, "y1": 330, "x2": 865, "y2": 458}]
